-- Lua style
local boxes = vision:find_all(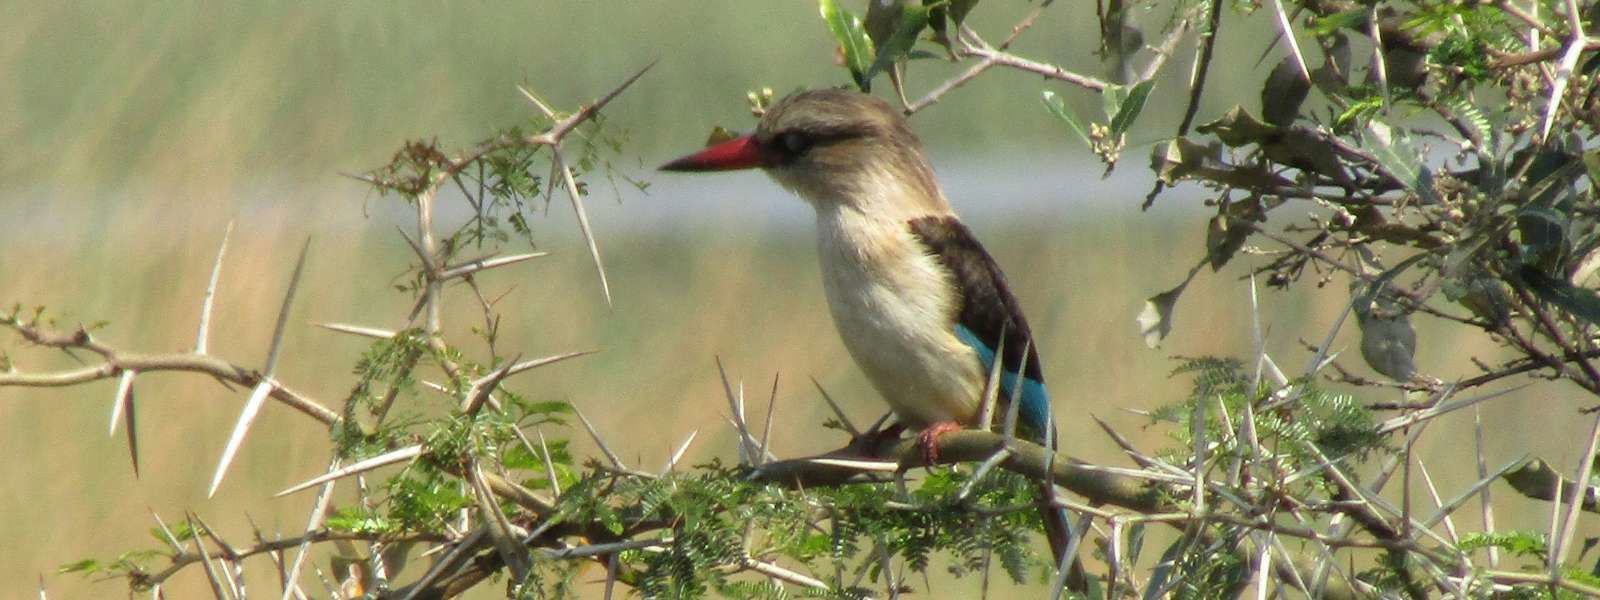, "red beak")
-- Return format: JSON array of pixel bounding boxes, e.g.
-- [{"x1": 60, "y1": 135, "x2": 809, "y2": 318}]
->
[{"x1": 659, "y1": 135, "x2": 767, "y2": 172}]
